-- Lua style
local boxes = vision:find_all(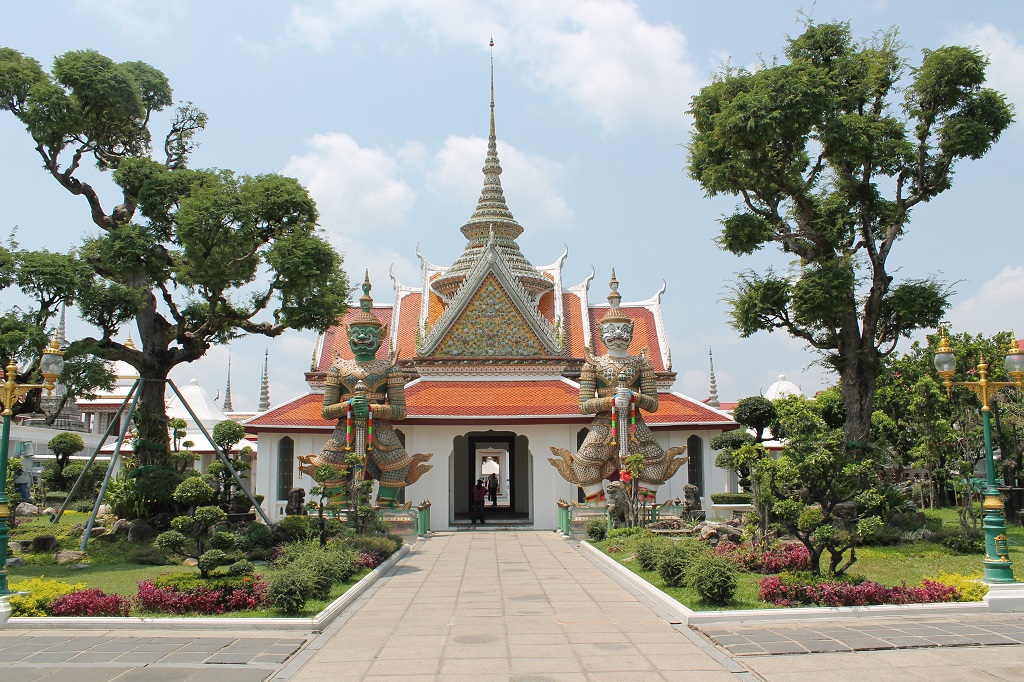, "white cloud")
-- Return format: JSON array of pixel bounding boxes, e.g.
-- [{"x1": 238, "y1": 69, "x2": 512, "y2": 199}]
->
[
  {"x1": 948, "y1": 23, "x2": 1024, "y2": 116},
  {"x1": 74, "y1": 0, "x2": 175, "y2": 38},
  {"x1": 947, "y1": 266, "x2": 1024, "y2": 335},
  {"x1": 285, "y1": 0, "x2": 700, "y2": 131},
  {"x1": 281, "y1": 132, "x2": 417, "y2": 235},
  {"x1": 426, "y1": 134, "x2": 573, "y2": 231}
]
